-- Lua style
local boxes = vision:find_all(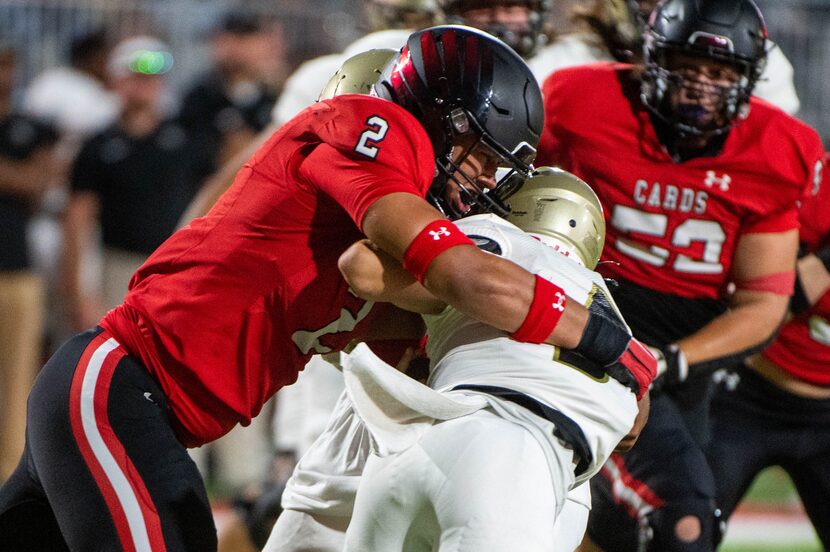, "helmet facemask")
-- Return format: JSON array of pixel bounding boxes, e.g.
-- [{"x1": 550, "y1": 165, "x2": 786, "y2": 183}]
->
[
  {"x1": 429, "y1": 107, "x2": 536, "y2": 219},
  {"x1": 642, "y1": 45, "x2": 759, "y2": 138},
  {"x1": 640, "y1": 0, "x2": 768, "y2": 142}
]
